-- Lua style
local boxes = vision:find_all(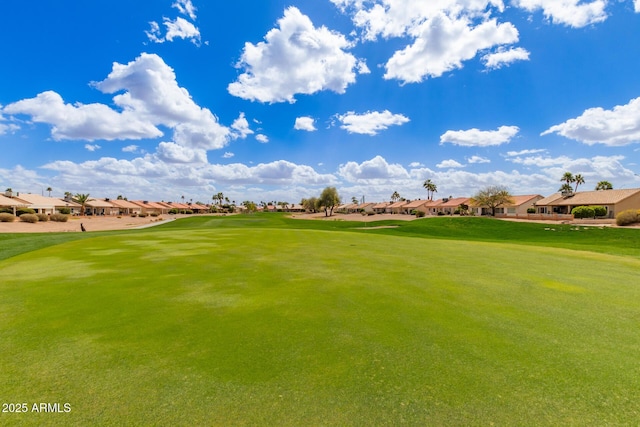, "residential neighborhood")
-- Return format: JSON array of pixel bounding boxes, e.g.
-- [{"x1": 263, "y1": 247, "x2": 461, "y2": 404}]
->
[{"x1": 3, "y1": 187, "x2": 640, "y2": 221}]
